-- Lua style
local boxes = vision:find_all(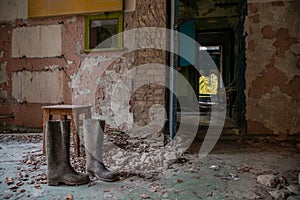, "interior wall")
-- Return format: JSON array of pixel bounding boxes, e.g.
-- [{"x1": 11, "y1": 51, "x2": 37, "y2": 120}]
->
[
  {"x1": 245, "y1": 0, "x2": 300, "y2": 135},
  {"x1": 177, "y1": 0, "x2": 300, "y2": 135},
  {"x1": 0, "y1": 16, "x2": 84, "y2": 127},
  {"x1": 0, "y1": 0, "x2": 167, "y2": 129}
]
